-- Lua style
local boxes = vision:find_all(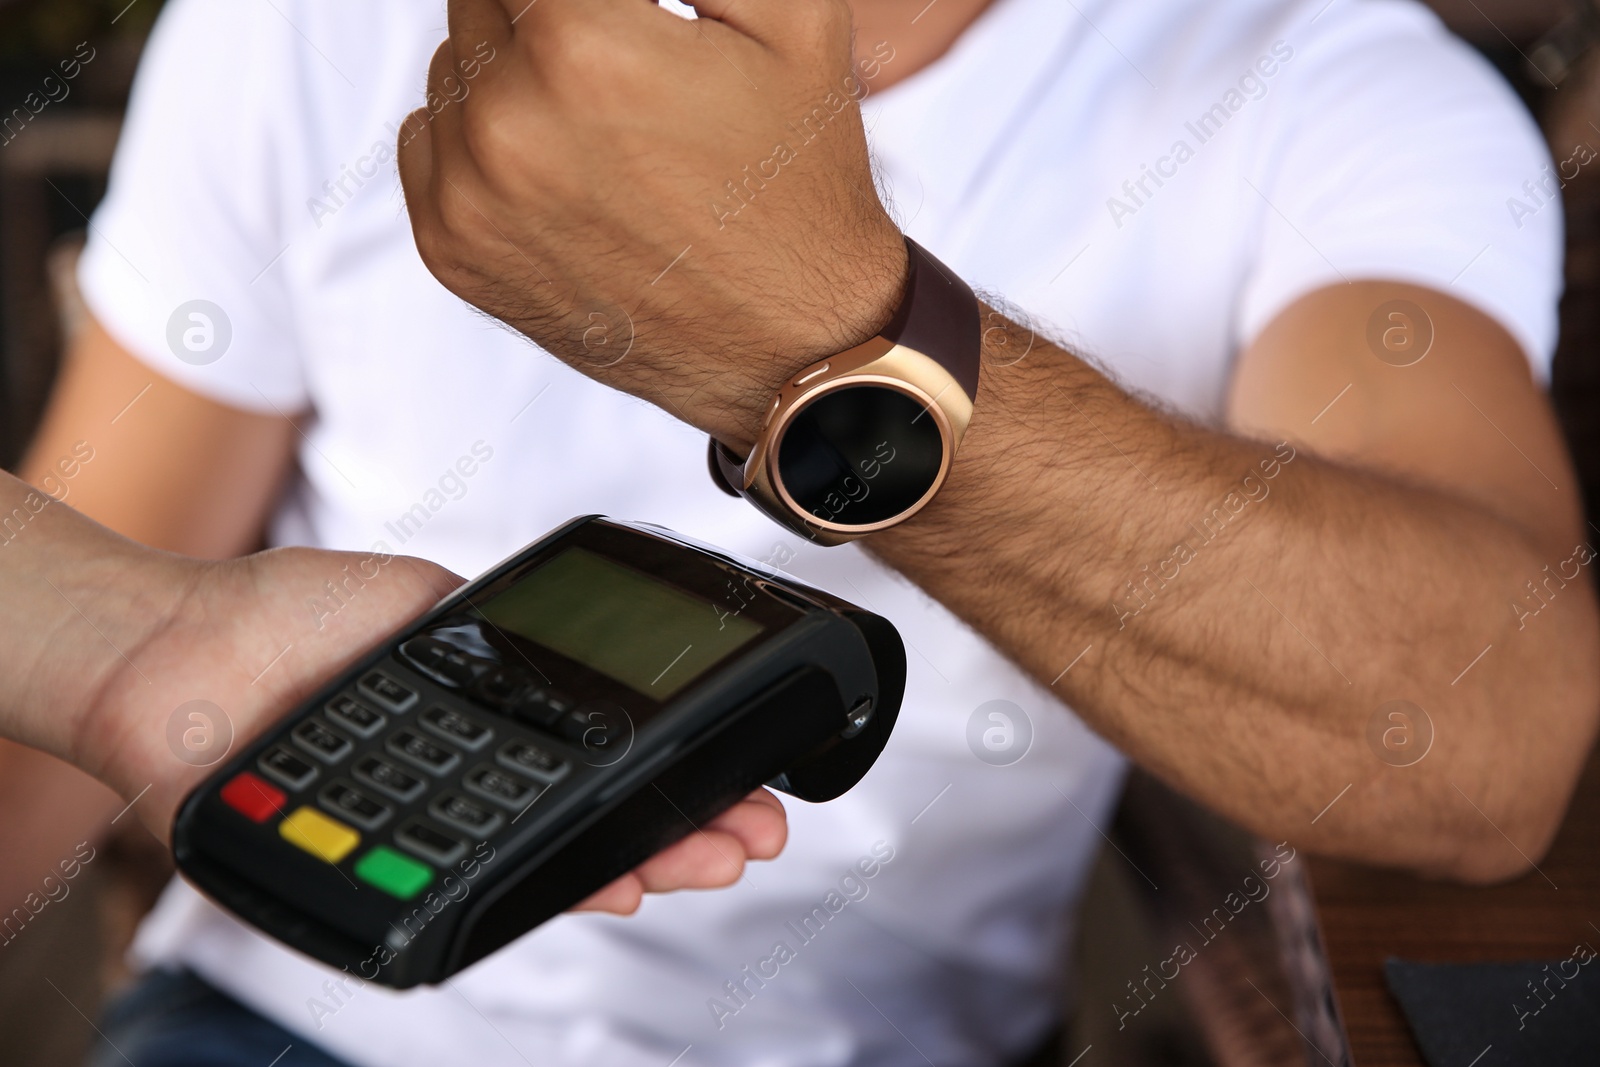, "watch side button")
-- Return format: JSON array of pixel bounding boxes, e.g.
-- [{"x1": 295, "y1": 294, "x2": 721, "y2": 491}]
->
[{"x1": 793, "y1": 363, "x2": 830, "y2": 387}]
